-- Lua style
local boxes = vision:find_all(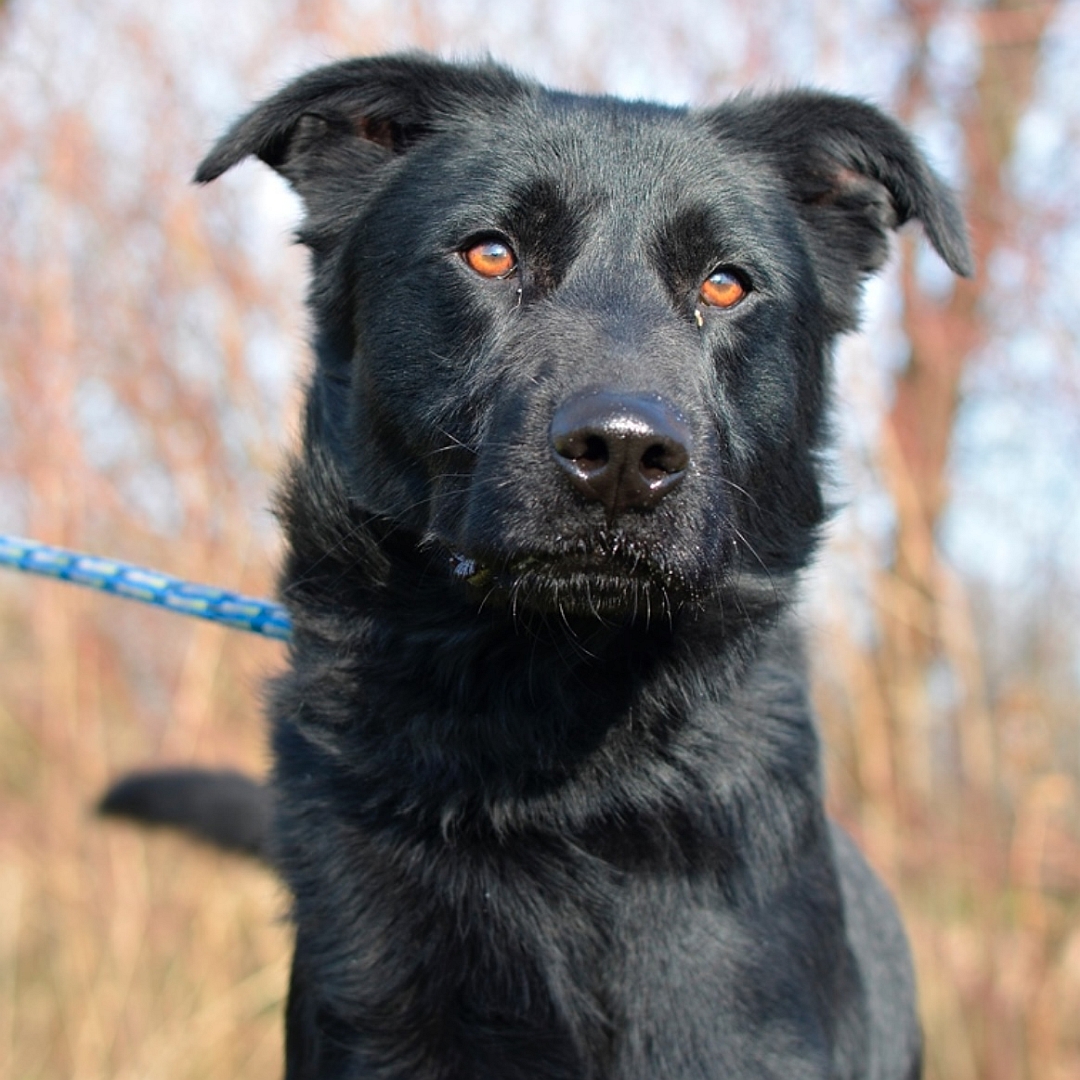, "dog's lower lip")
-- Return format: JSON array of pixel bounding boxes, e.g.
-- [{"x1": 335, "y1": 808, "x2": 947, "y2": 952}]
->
[
  {"x1": 452, "y1": 550, "x2": 642, "y2": 579},
  {"x1": 448, "y1": 550, "x2": 675, "y2": 607}
]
